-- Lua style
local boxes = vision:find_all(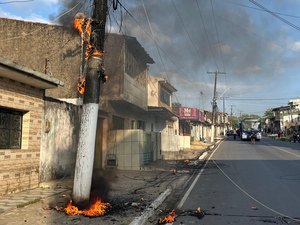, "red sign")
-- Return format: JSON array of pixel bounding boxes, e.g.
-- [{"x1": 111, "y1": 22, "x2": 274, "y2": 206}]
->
[
  {"x1": 179, "y1": 107, "x2": 198, "y2": 120},
  {"x1": 198, "y1": 110, "x2": 204, "y2": 122}
]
